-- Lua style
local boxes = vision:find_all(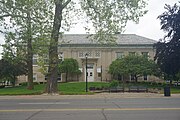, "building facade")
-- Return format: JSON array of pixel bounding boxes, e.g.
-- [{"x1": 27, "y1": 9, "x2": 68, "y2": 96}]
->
[{"x1": 18, "y1": 34, "x2": 160, "y2": 84}]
